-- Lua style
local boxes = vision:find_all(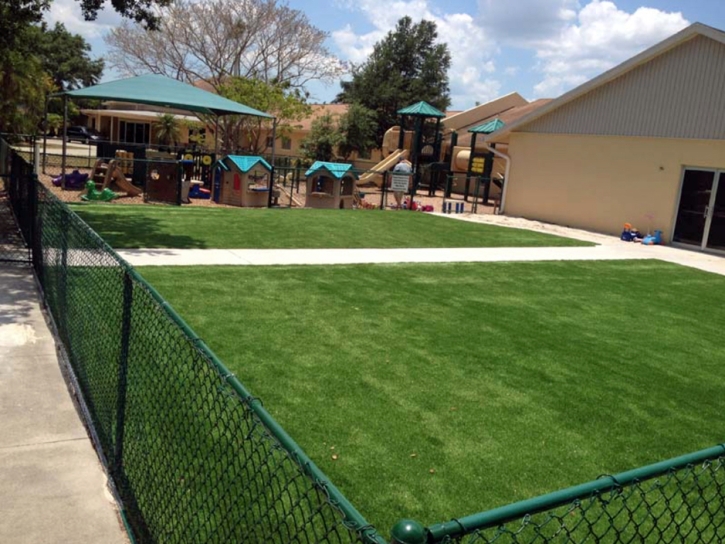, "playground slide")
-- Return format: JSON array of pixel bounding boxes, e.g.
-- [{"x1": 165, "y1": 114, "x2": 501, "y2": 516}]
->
[
  {"x1": 358, "y1": 149, "x2": 409, "y2": 187},
  {"x1": 110, "y1": 170, "x2": 143, "y2": 197}
]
